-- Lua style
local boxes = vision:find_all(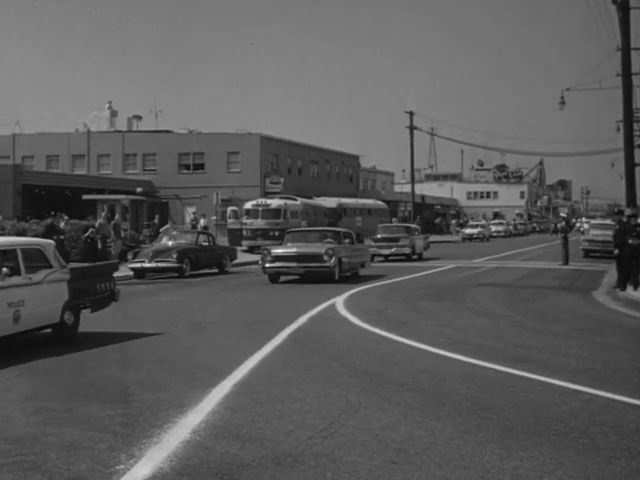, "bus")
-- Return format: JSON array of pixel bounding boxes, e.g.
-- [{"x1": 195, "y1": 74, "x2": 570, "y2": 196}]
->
[{"x1": 227, "y1": 195, "x2": 390, "y2": 251}]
